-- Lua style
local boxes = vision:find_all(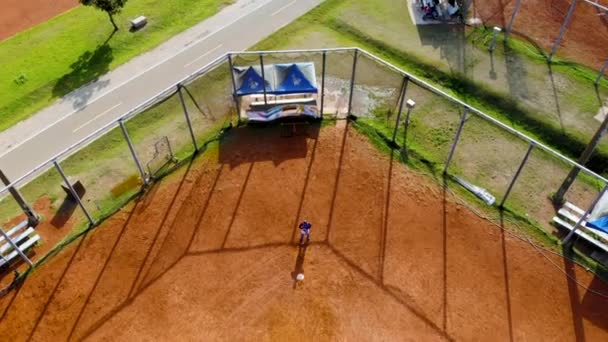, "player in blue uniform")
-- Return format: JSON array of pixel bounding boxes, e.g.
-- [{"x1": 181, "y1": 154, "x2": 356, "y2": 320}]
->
[{"x1": 298, "y1": 220, "x2": 312, "y2": 245}]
